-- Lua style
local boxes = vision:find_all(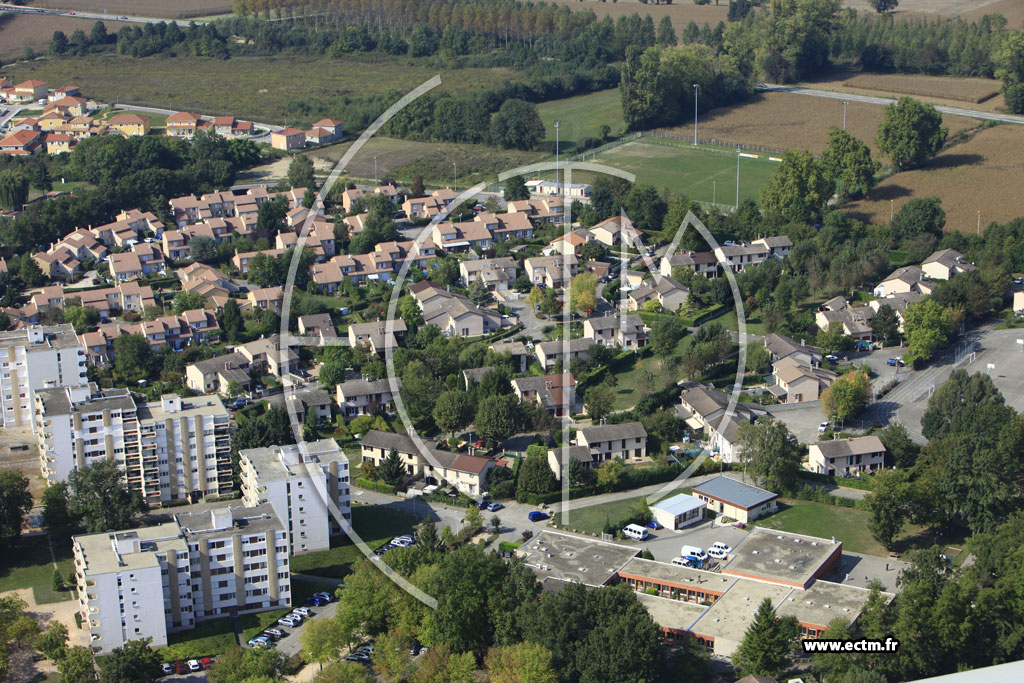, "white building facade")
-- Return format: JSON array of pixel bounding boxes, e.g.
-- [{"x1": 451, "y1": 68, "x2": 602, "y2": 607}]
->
[{"x1": 0, "y1": 324, "x2": 87, "y2": 428}]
